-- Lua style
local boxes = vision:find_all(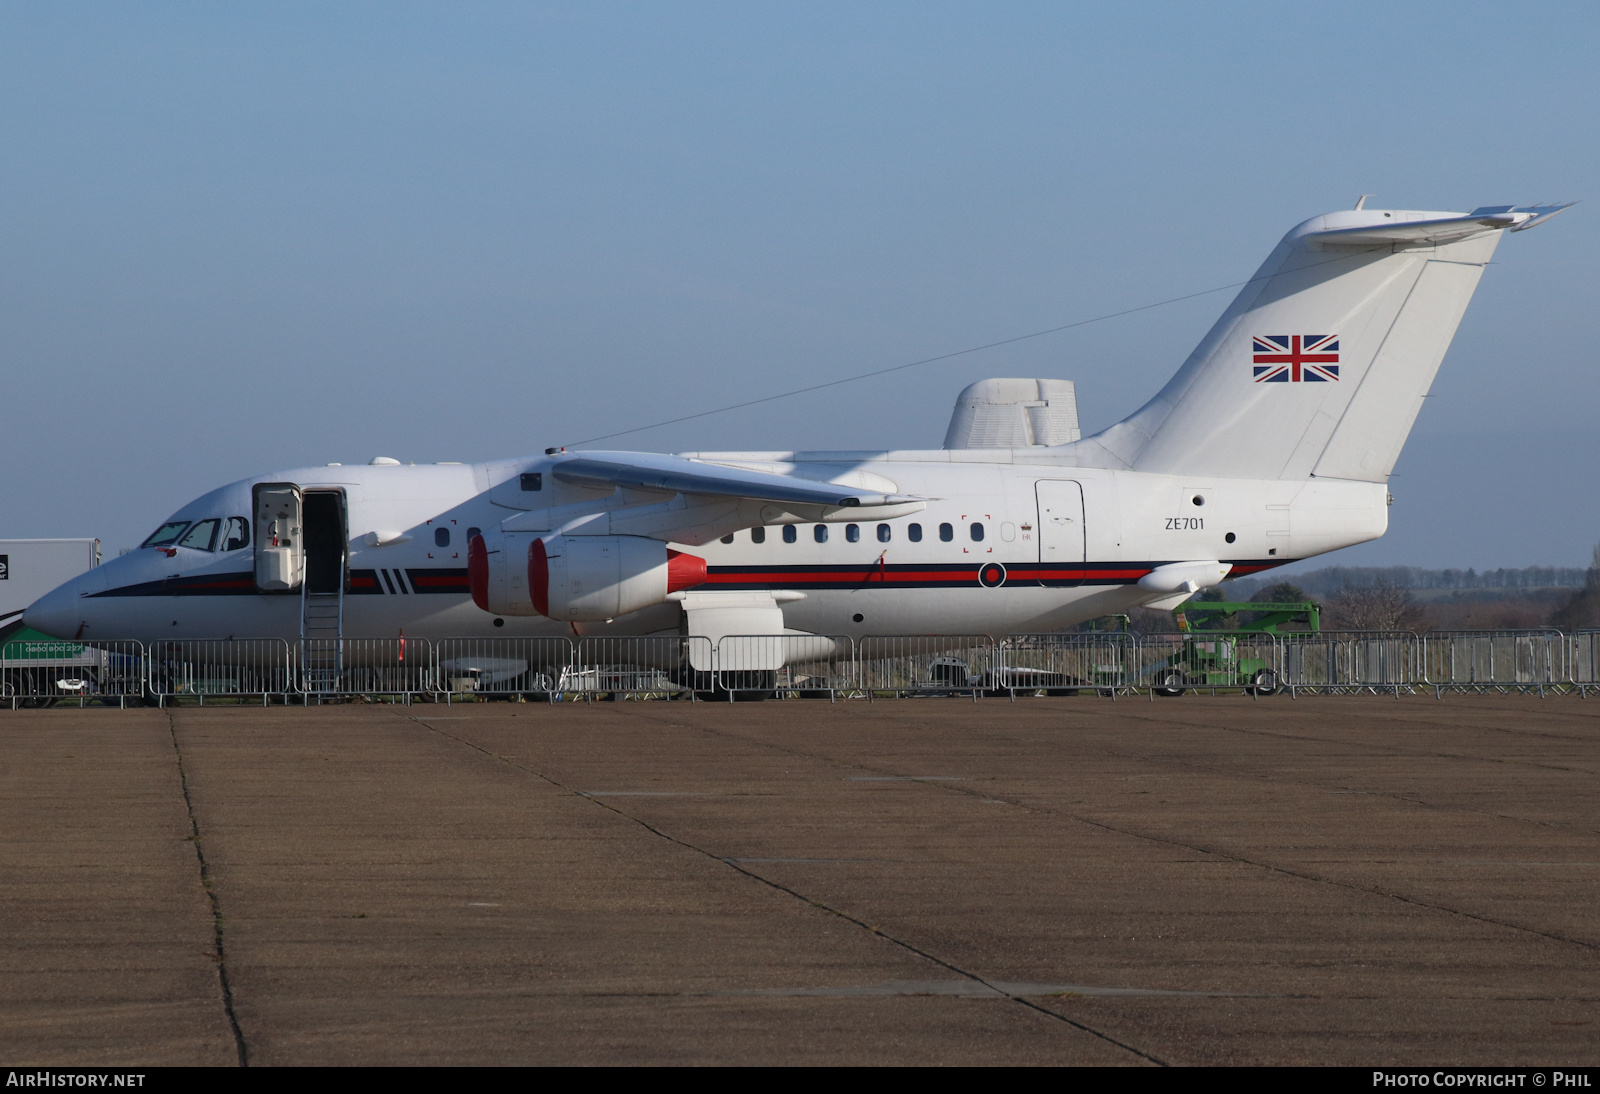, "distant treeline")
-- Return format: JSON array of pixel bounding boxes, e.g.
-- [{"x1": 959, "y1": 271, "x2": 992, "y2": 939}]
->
[{"x1": 1233, "y1": 565, "x2": 1588, "y2": 597}]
